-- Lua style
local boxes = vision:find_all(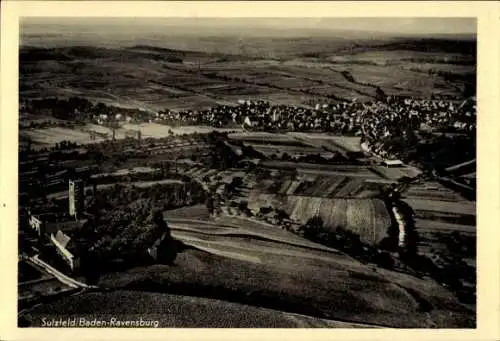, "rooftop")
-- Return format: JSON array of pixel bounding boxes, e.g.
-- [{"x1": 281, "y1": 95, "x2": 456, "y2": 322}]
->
[{"x1": 383, "y1": 159, "x2": 404, "y2": 165}]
